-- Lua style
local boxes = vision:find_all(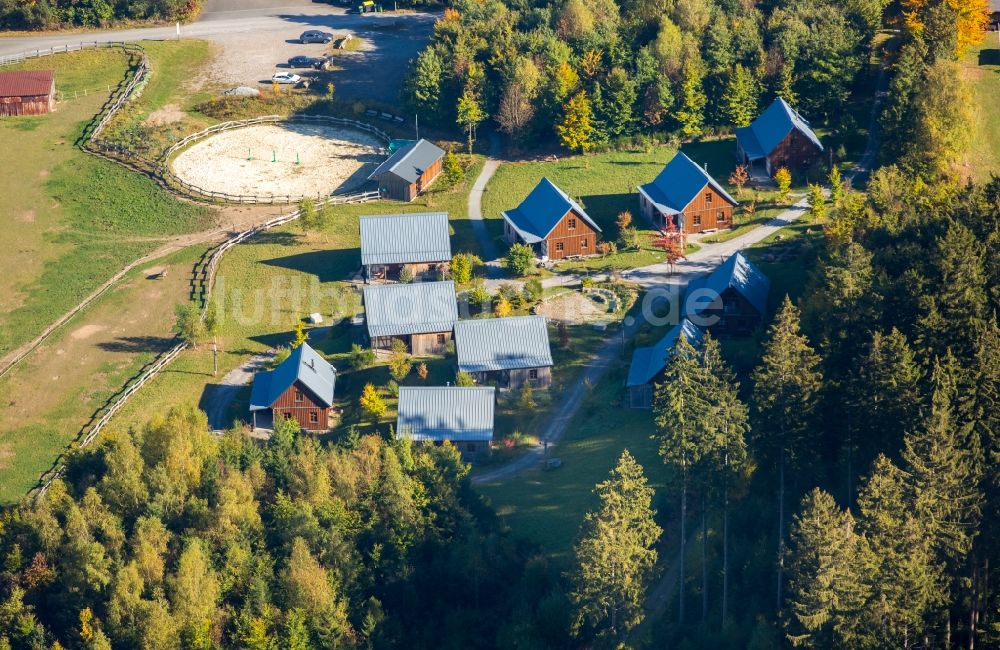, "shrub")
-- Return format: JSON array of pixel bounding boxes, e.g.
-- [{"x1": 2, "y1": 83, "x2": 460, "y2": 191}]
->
[
  {"x1": 468, "y1": 283, "x2": 491, "y2": 307},
  {"x1": 522, "y1": 278, "x2": 543, "y2": 304},
  {"x1": 451, "y1": 252, "x2": 482, "y2": 284},
  {"x1": 350, "y1": 343, "x2": 377, "y2": 370},
  {"x1": 456, "y1": 371, "x2": 476, "y2": 386},
  {"x1": 494, "y1": 294, "x2": 513, "y2": 317},
  {"x1": 388, "y1": 339, "x2": 412, "y2": 381},
  {"x1": 505, "y1": 243, "x2": 535, "y2": 276},
  {"x1": 386, "y1": 380, "x2": 400, "y2": 398},
  {"x1": 398, "y1": 266, "x2": 414, "y2": 283}
]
